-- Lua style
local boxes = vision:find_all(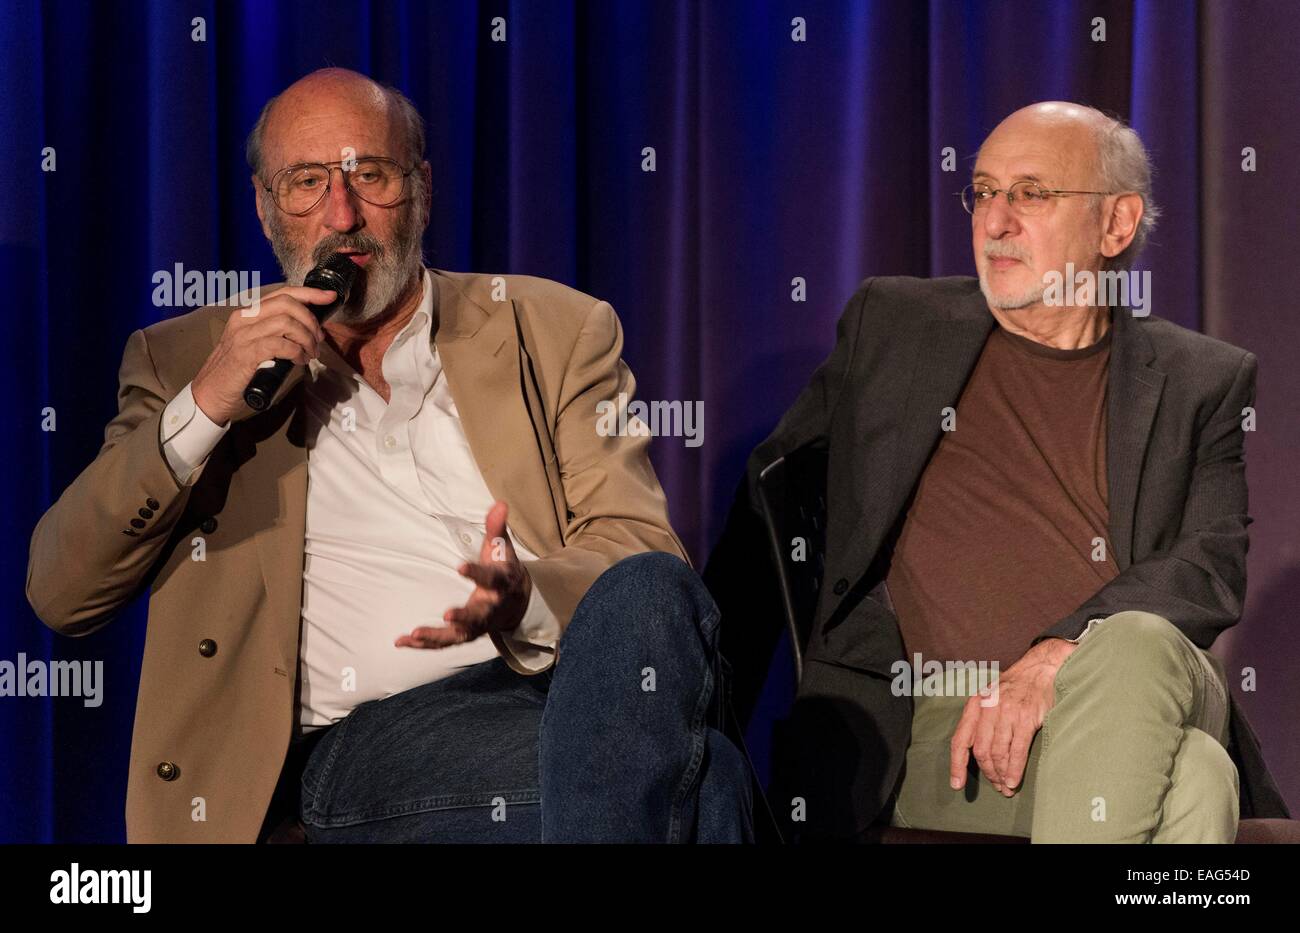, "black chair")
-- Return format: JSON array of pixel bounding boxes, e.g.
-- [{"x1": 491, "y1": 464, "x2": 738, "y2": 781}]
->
[{"x1": 753, "y1": 444, "x2": 829, "y2": 687}]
